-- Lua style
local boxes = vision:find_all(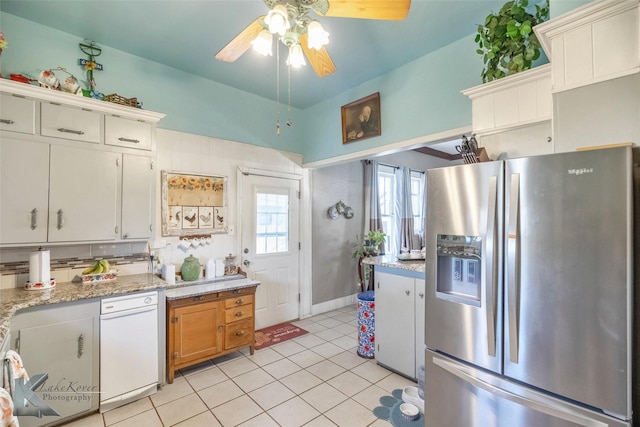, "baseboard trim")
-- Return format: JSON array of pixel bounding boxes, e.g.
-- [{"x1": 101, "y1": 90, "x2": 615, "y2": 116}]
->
[{"x1": 307, "y1": 294, "x2": 358, "y2": 318}]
